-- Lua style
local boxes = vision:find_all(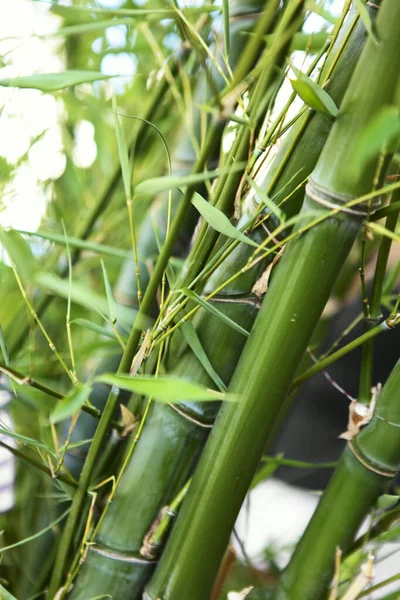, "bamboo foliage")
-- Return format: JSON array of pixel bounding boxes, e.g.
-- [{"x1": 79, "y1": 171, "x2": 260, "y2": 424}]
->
[{"x1": 1, "y1": 2, "x2": 400, "y2": 600}]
